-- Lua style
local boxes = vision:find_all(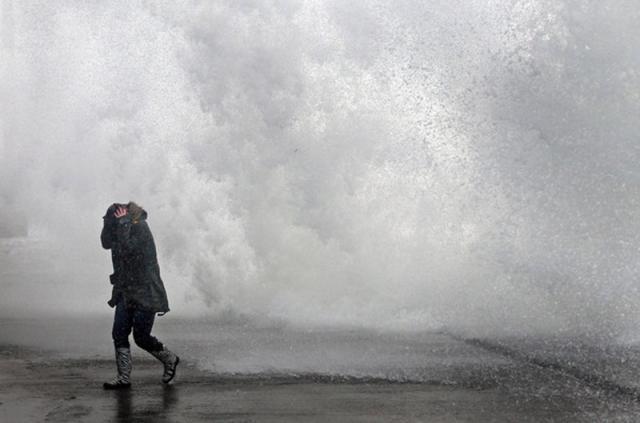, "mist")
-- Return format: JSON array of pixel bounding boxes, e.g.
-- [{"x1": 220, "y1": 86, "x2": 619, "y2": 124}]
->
[{"x1": 1, "y1": 0, "x2": 639, "y2": 337}]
